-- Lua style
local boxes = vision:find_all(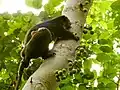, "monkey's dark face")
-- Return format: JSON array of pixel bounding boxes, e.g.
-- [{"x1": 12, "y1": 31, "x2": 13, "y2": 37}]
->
[
  {"x1": 64, "y1": 21, "x2": 71, "y2": 30},
  {"x1": 61, "y1": 16, "x2": 71, "y2": 30},
  {"x1": 63, "y1": 20, "x2": 71, "y2": 30}
]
